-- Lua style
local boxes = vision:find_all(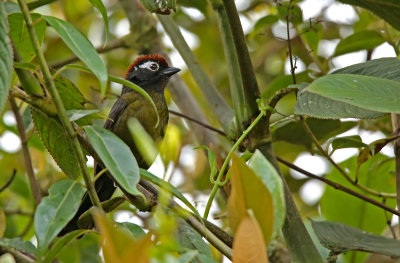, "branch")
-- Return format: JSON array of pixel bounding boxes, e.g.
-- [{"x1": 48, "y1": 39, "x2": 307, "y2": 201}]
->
[
  {"x1": 10, "y1": 98, "x2": 42, "y2": 205},
  {"x1": 222, "y1": 0, "x2": 260, "y2": 118},
  {"x1": 286, "y1": 0, "x2": 297, "y2": 84},
  {"x1": 277, "y1": 156, "x2": 400, "y2": 217},
  {"x1": 209, "y1": 0, "x2": 245, "y2": 130},
  {"x1": 16, "y1": 0, "x2": 103, "y2": 210},
  {"x1": 169, "y1": 109, "x2": 226, "y2": 136},
  {"x1": 391, "y1": 112, "x2": 400, "y2": 235}
]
